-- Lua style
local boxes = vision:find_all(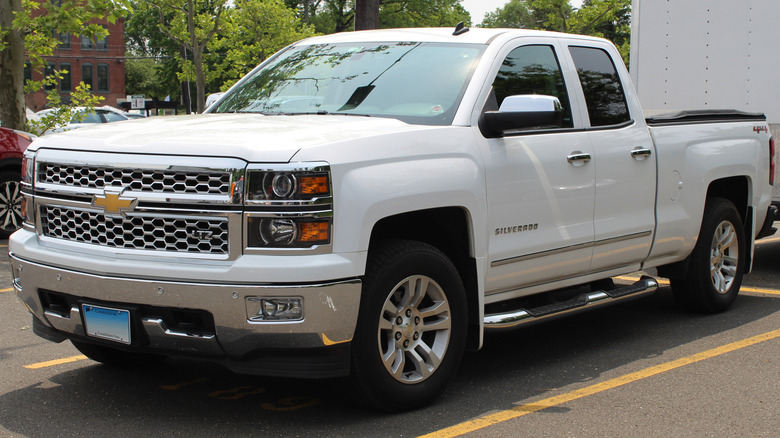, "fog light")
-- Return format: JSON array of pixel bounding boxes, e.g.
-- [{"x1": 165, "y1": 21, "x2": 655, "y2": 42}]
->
[{"x1": 246, "y1": 297, "x2": 303, "y2": 321}]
